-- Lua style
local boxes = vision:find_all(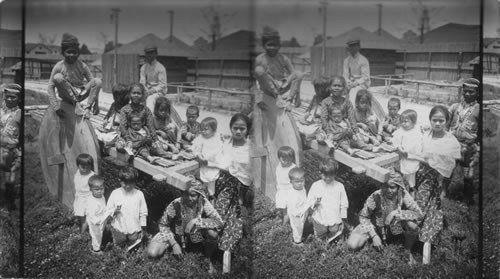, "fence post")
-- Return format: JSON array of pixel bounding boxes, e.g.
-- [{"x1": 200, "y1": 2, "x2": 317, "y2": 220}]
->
[
  {"x1": 457, "y1": 52, "x2": 463, "y2": 80},
  {"x1": 427, "y1": 52, "x2": 432, "y2": 80},
  {"x1": 208, "y1": 90, "x2": 213, "y2": 111},
  {"x1": 415, "y1": 82, "x2": 420, "y2": 103},
  {"x1": 218, "y1": 60, "x2": 224, "y2": 87},
  {"x1": 176, "y1": 86, "x2": 183, "y2": 104}
]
